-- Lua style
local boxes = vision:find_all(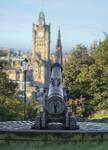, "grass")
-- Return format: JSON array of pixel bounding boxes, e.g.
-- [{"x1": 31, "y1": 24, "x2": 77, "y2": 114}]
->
[
  {"x1": 0, "y1": 142, "x2": 108, "y2": 150},
  {"x1": 90, "y1": 109, "x2": 108, "y2": 119}
]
